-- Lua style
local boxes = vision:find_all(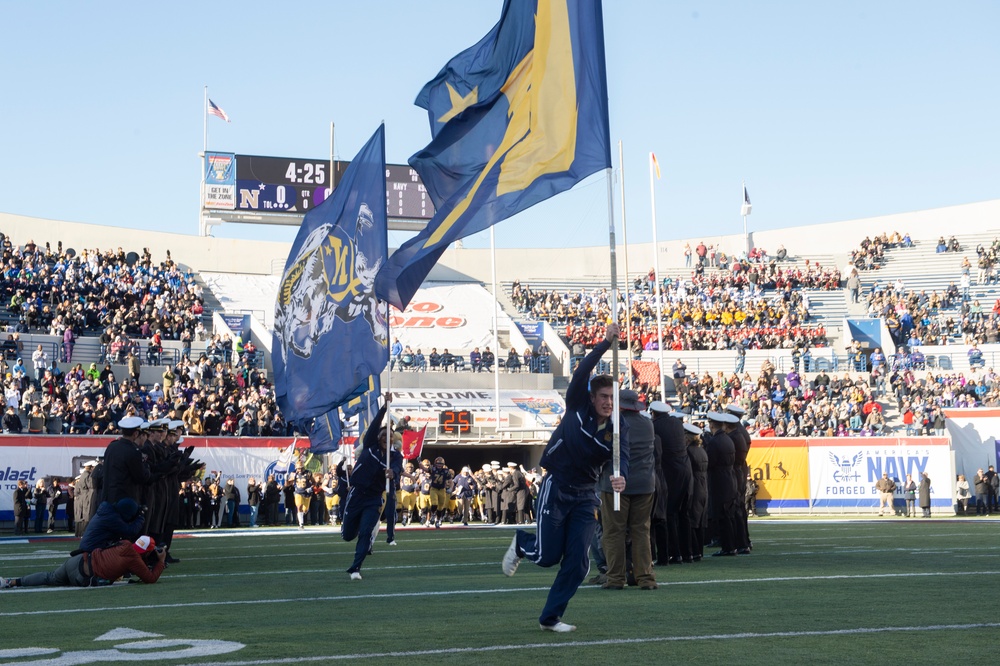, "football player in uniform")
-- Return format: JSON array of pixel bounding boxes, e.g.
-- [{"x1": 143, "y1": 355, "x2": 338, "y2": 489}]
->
[
  {"x1": 428, "y1": 457, "x2": 454, "y2": 528},
  {"x1": 292, "y1": 462, "x2": 313, "y2": 530},
  {"x1": 398, "y1": 462, "x2": 417, "y2": 526},
  {"x1": 416, "y1": 460, "x2": 433, "y2": 527}
]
